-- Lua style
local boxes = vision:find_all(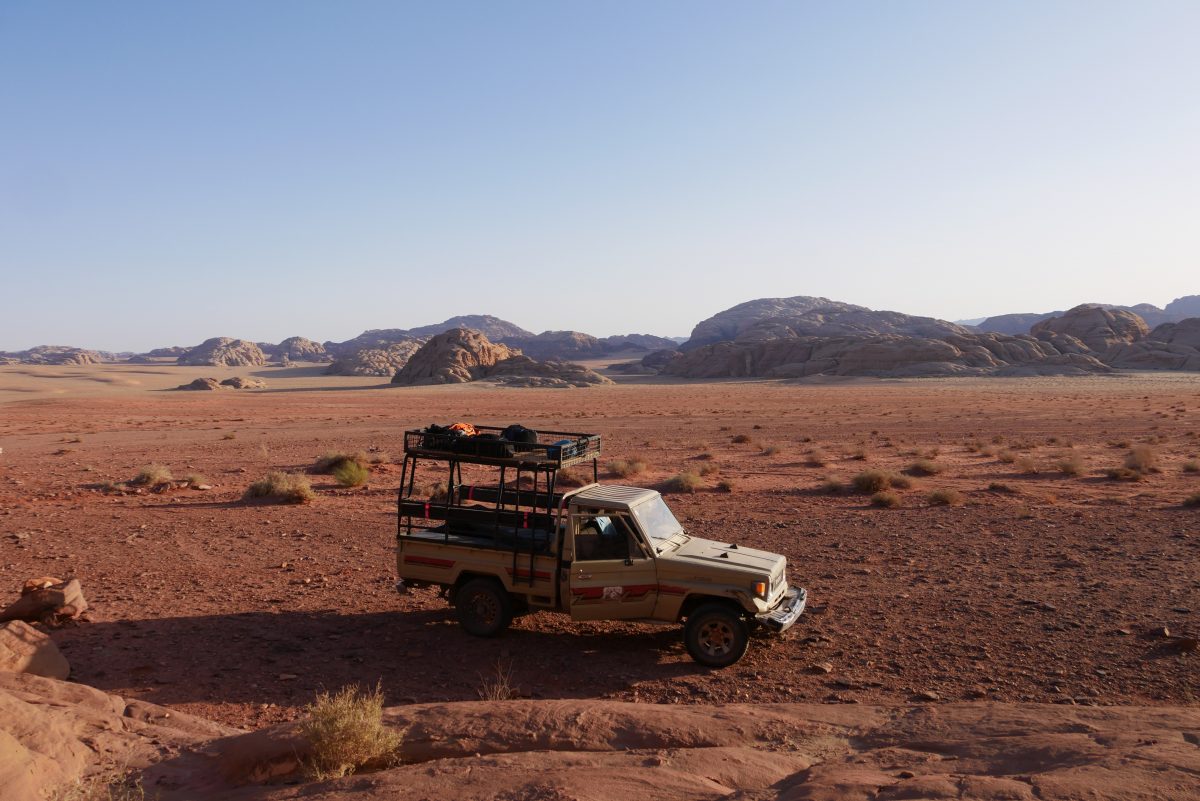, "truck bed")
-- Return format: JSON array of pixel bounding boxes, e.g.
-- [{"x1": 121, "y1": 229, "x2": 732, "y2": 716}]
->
[{"x1": 407, "y1": 522, "x2": 557, "y2": 555}]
